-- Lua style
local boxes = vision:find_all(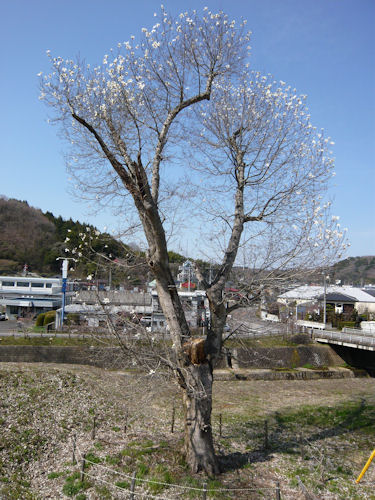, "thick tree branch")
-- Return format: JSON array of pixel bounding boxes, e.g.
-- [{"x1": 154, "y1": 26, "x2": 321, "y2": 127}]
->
[
  {"x1": 71, "y1": 113, "x2": 133, "y2": 188},
  {"x1": 151, "y1": 77, "x2": 215, "y2": 203}
]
